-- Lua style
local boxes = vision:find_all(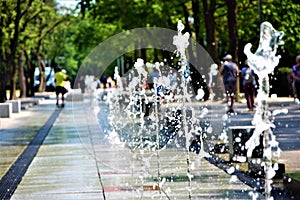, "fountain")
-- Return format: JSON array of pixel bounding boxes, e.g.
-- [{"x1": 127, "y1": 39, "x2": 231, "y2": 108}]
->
[
  {"x1": 97, "y1": 21, "x2": 229, "y2": 198},
  {"x1": 244, "y1": 21, "x2": 284, "y2": 199},
  {"x1": 71, "y1": 20, "x2": 273, "y2": 199}
]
